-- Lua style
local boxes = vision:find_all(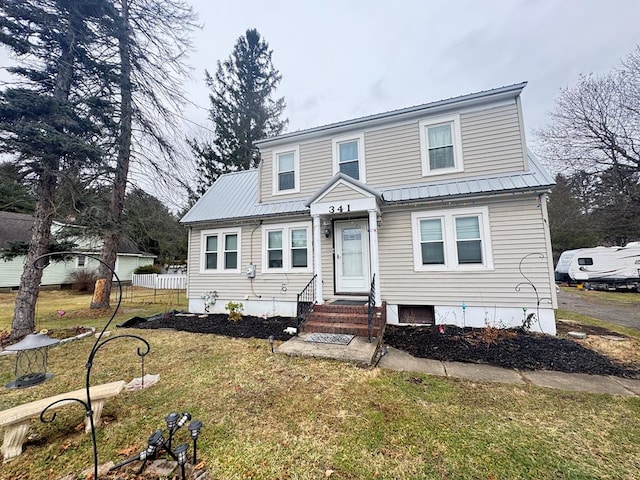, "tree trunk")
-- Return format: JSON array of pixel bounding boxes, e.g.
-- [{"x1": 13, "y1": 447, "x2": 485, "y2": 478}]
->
[
  {"x1": 10, "y1": 15, "x2": 78, "y2": 340},
  {"x1": 91, "y1": 0, "x2": 133, "y2": 309}
]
